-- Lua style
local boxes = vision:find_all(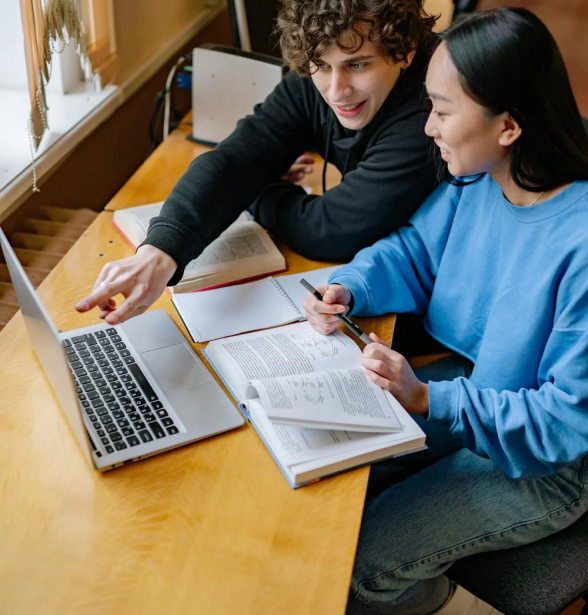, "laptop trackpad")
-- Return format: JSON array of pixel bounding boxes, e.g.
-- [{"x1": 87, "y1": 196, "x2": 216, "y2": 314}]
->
[{"x1": 141, "y1": 344, "x2": 212, "y2": 393}]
